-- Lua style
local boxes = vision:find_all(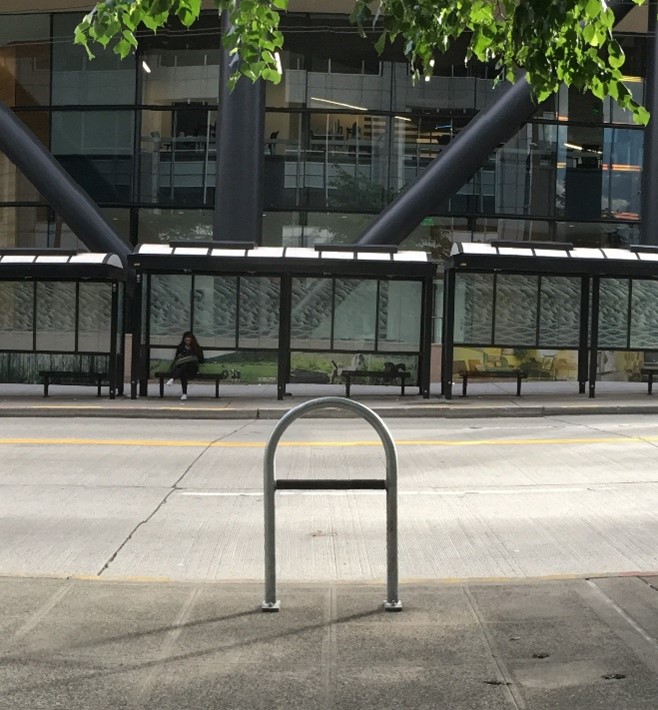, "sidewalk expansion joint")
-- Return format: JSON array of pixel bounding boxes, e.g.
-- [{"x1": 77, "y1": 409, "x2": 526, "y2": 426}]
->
[
  {"x1": 463, "y1": 585, "x2": 526, "y2": 709},
  {"x1": 581, "y1": 579, "x2": 658, "y2": 672}
]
